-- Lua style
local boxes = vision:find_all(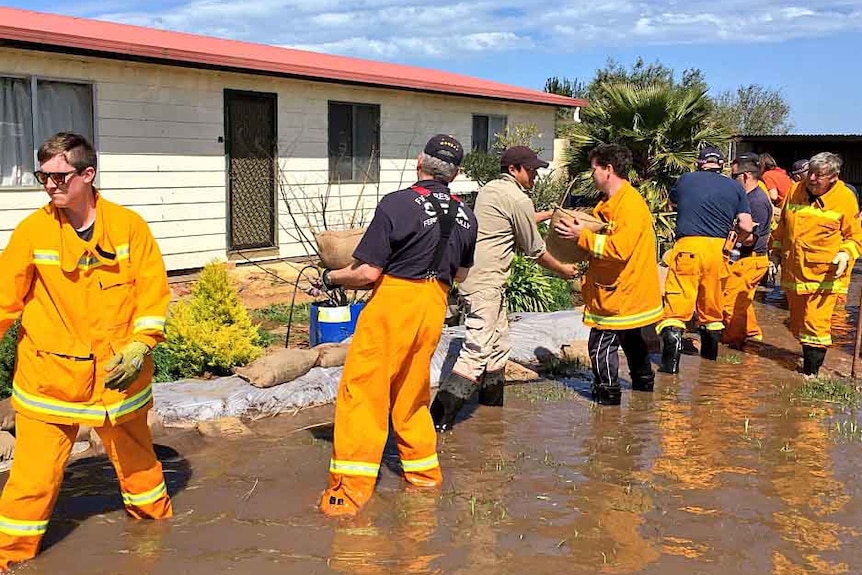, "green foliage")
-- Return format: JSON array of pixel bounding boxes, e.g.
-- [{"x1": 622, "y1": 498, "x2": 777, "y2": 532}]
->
[
  {"x1": 162, "y1": 261, "x2": 263, "y2": 378},
  {"x1": 250, "y1": 302, "x2": 310, "y2": 326},
  {"x1": 560, "y1": 80, "x2": 732, "y2": 247},
  {"x1": 796, "y1": 377, "x2": 860, "y2": 407},
  {"x1": 504, "y1": 255, "x2": 572, "y2": 313},
  {"x1": 461, "y1": 151, "x2": 501, "y2": 188},
  {"x1": 713, "y1": 84, "x2": 793, "y2": 136},
  {"x1": 0, "y1": 321, "x2": 19, "y2": 399},
  {"x1": 530, "y1": 174, "x2": 571, "y2": 211},
  {"x1": 492, "y1": 123, "x2": 544, "y2": 155}
]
